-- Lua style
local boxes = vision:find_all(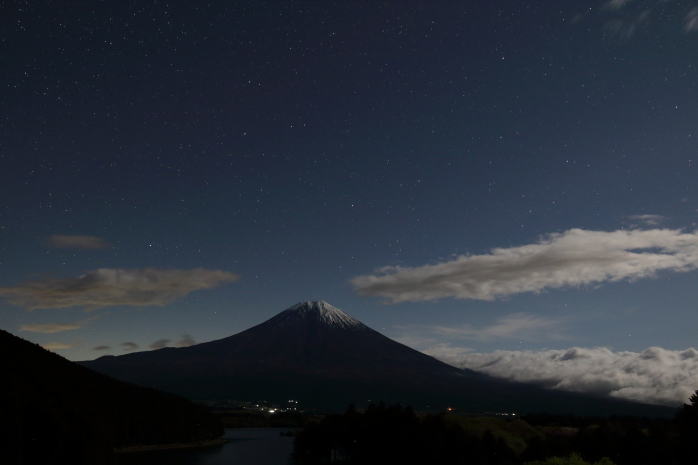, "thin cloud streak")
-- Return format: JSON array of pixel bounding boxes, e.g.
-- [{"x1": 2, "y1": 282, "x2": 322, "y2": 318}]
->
[
  {"x1": 429, "y1": 346, "x2": 698, "y2": 406},
  {"x1": 431, "y1": 313, "x2": 564, "y2": 341},
  {"x1": 594, "y1": 0, "x2": 698, "y2": 36},
  {"x1": 626, "y1": 214, "x2": 666, "y2": 226},
  {"x1": 605, "y1": 0, "x2": 634, "y2": 10},
  {"x1": 604, "y1": 9, "x2": 651, "y2": 39},
  {"x1": 420, "y1": 343, "x2": 474, "y2": 363},
  {"x1": 686, "y1": 7, "x2": 698, "y2": 32},
  {"x1": 20, "y1": 322, "x2": 82, "y2": 334},
  {"x1": 42, "y1": 342, "x2": 73, "y2": 351},
  {"x1": 121, "y1": 342, "x2": 139, "y2": 351},
  {"x1": 176, "y1": 334, "x2": 196, "y2": 347},
  {"x1": 150, "y1": 338, "x2": 171, "y2": 350},
  {"x1": 353, "y1": 228, "x2": 698, "y2": 303},
  {"x1": 47, "y1": 234, "x2": 110, "y2": 249},
  {"x1": 0, "y1": 267, "x2": 239, "y2": 310},
  {"x1": 149, "y1": 334, "x2": 196, "y2": 350}
]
